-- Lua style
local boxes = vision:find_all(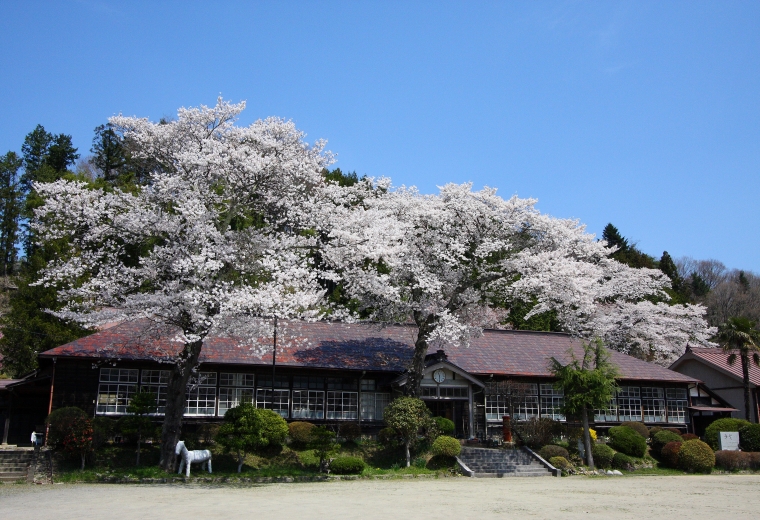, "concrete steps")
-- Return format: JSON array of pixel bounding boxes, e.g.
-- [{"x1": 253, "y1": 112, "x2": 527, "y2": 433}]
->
[
  {"x1": 457, "y1": 447, "x2": 554, "y2": 478},
  {"x1": 0, "y1": 450, "x2": 34, "y2": 483}
]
